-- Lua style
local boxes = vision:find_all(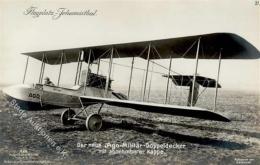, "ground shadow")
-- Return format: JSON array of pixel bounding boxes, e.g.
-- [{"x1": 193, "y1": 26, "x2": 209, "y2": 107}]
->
[
  {"x1": 102, "y1": 113, "x2": 260, "y2": 139},
  {"x1": 50, "y1": 118, "x2": 248, "y2": 150},
  {"x1": 102, "y1": 120, "x2": 248, "y2": 150}
]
